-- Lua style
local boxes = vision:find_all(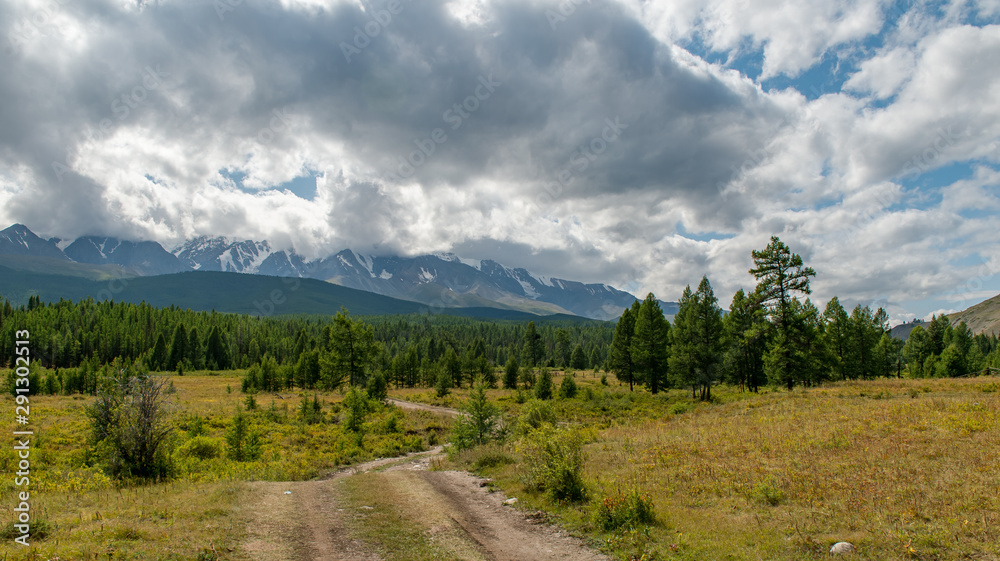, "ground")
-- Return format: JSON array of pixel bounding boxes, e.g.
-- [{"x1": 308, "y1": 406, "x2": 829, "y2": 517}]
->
[{"x1": 239, "y1": 402, "x2": 610, "y2": 561}]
